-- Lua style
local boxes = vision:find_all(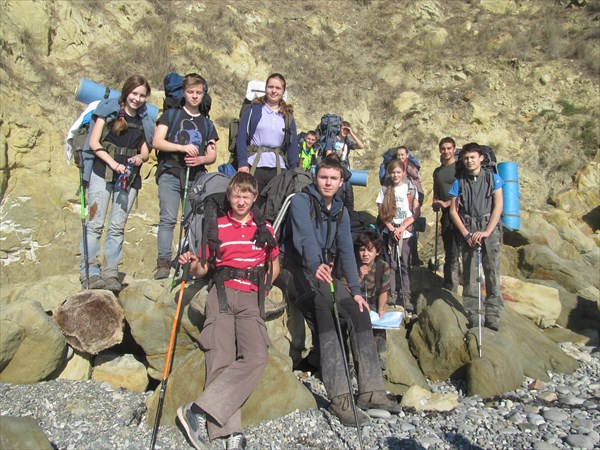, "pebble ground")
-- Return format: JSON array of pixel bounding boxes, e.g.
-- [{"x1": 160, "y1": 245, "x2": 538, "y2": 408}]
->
[{"x1": 1, "y1": 342, "x2": 598, "y2": 449}]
